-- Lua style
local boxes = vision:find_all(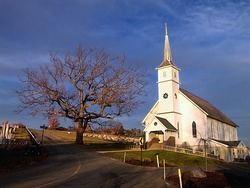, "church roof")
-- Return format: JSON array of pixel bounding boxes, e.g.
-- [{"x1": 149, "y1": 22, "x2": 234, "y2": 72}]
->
[
  {"x1": 157, "y1": 60, "x2": 176, "y2": 68},
  {"x1": 180, "y1": 88, "x2": 238, "y2": 127},
  {"x1": 211, "y1": 139, "x2": 242, "y2": 147},
  {"x1": 156, "y1": 116, "x2": 178, "y2": 132}
]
